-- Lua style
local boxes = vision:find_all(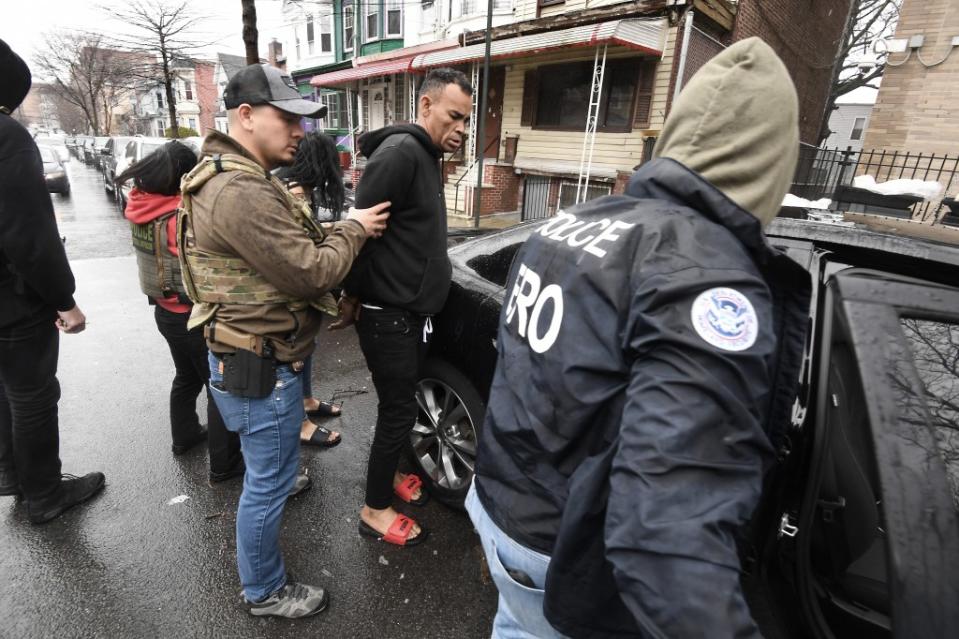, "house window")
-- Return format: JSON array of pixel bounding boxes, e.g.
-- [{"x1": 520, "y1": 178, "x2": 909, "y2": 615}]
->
[
  {"x1": 343, "y1": 1, "x2": 354, "y2": 52},
  {"x1": 527, "y1": 59, "x2": 640, "y2": 132},
  {"x1": 538, "y1": 0, "x2": 564, "y2": 8},
  {"x1": 156, "y1": 91, "x2": 164, "y2": 109},
  {"x1": 294, "y1": 24, "x2": 301, "y2": 58},
  {"x1": 458, "y1": 0, "x2": 476, "y2": 16},
  {"x1": 322, "y1": 89, "x2": 350, "y2": 129},
  {"x1": 493, "y1": 0, "x2": 511, "y2": 8},
  {"x1": 366, "y1": 4, "x2": 379, "y2": 41},
  {"x1": 320, "y1": 13, "x2": 332, "y2": 52},
  {"x1": 850, "y1": 116, "x2": 866, "y2": 141},
  {"x1": 421, "y1": 0, "x2": 435, "y2": 30},
  {"x1": 306, "y1": 15, "x2": 315, "y2": 55},
  {"x1": 386, "y1": 0, "x2": 402, "y2": 37},
  {"x1": 188, "y1": 118, "x2": 196, "y2": 131},
  {"x1": 184, "y1": 80, "x2": 193, "y2": 101}
]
